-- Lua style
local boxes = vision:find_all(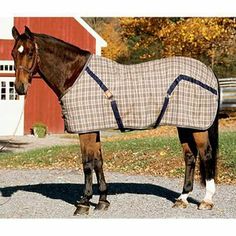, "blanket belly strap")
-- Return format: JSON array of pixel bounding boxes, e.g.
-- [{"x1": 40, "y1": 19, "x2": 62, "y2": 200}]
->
[{"x1": 85, "y1": 66, "x2": 125, "y2": 132}]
